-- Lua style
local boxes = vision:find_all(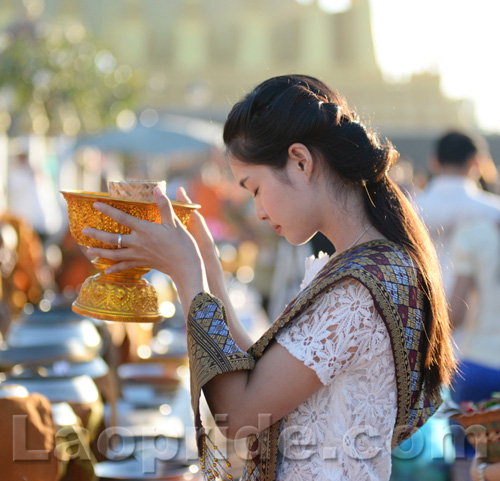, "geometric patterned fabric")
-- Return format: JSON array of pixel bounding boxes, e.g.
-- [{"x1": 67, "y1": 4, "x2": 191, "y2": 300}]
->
[{"x1": 194, "y1": 305, "x2": 245, "y2": 355}]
